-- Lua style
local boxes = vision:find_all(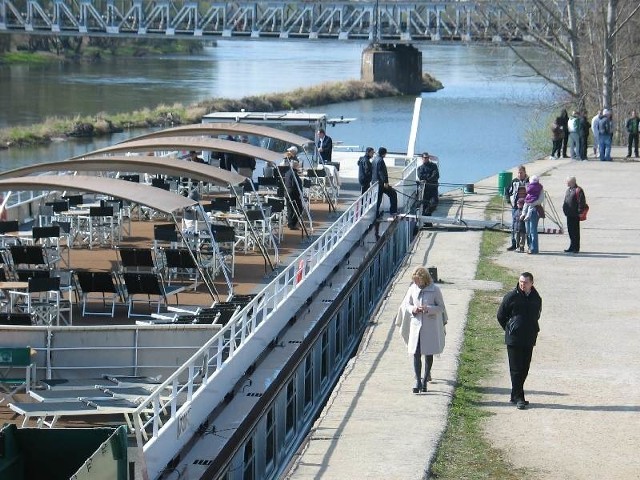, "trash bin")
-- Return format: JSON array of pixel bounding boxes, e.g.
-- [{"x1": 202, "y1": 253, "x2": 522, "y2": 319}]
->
[{"x1": 497, "y1": 171, "x2": 513, "y2": 195}]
